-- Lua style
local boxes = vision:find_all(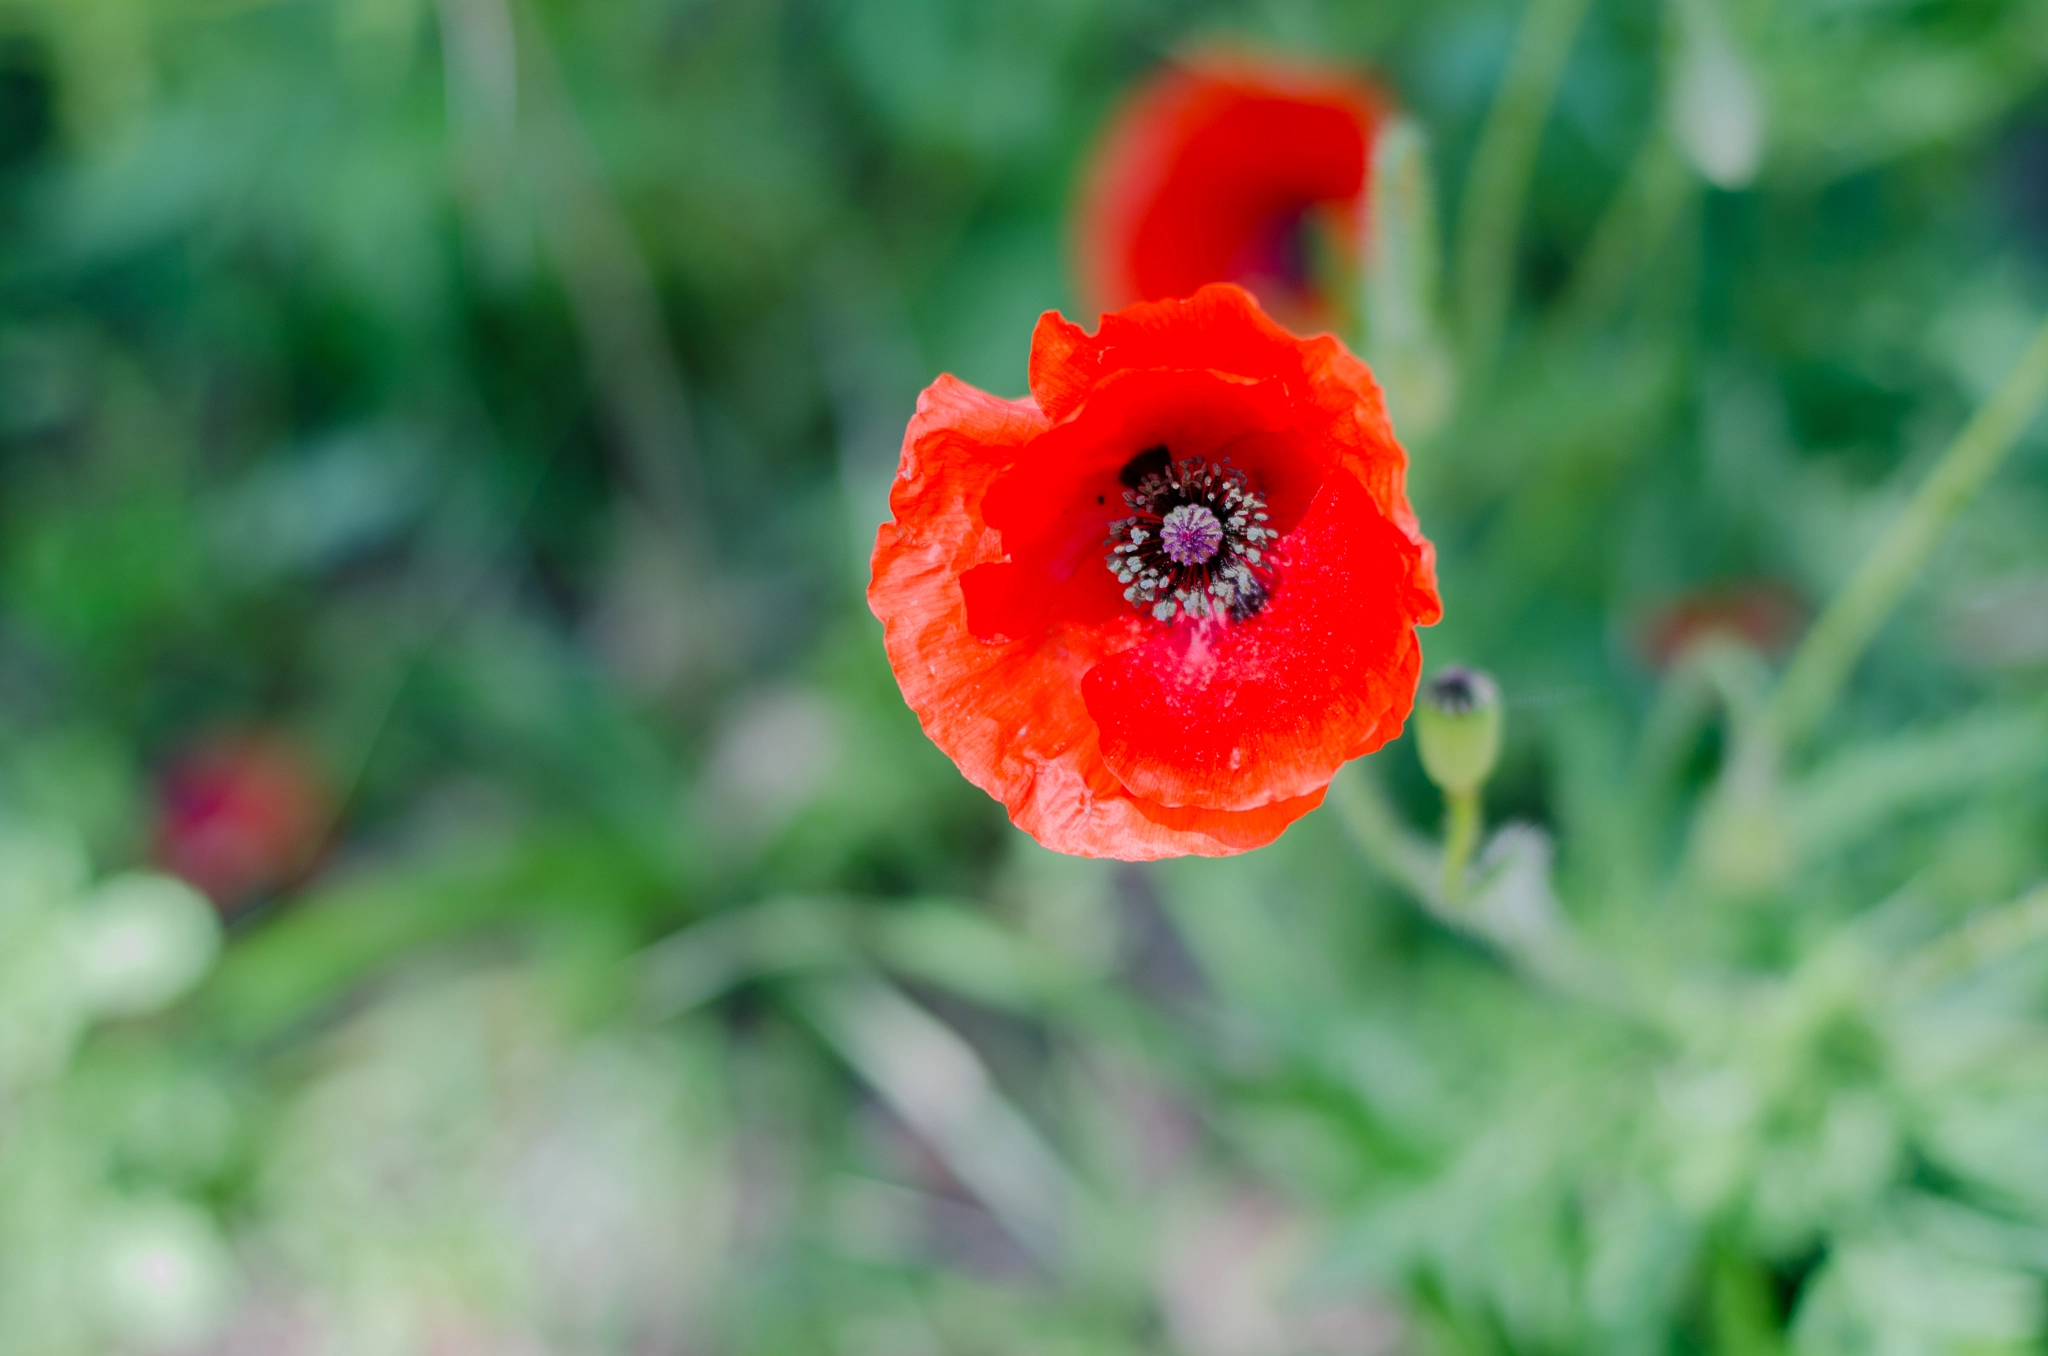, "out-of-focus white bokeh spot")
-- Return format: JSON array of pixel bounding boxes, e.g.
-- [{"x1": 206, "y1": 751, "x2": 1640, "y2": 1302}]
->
[
  {"x1": 1156, "y1": 1192, "x2": 1405, "y2": 1356},
  {"x1": 705, "y1": 685, "x2": 843, "y2": 831},
  {"x1": 1670, "y1": 0, "x2": 1766, "y2": 189},
  {"x1": 69, "y1": 873, "x2": 220, "y2": 1019},
  {"x1": 96, "y1": 1199, "x2": 238, "y2": 1351}
]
